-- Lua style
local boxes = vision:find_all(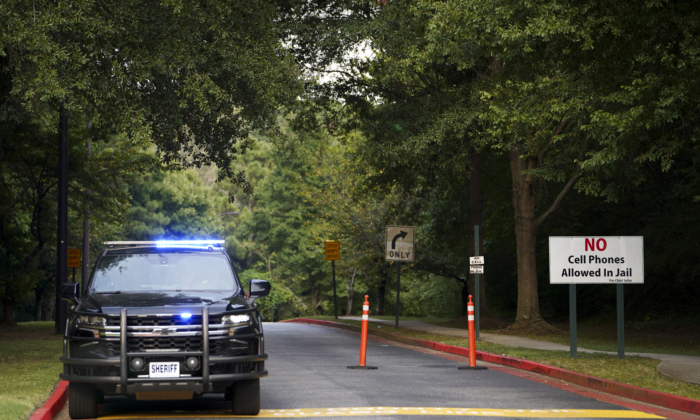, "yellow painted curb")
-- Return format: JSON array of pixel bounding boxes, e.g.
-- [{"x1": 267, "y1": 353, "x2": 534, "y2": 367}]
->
[{"x1": 99, "y1": 407, "x2": 664, "y2": 418}]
